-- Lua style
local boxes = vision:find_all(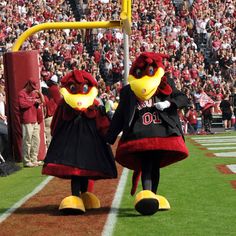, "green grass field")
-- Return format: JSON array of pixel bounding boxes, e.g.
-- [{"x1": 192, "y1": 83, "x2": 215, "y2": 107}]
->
[
  {"x1": 114, "y1": 132, "x2": 236, "y2": 236},
  {"x1": 0, "y1": 132, "x2": 236, "y2": 235},
  {"x1": 0, "y1": 164, "x2": 47, "y2": 214}
]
